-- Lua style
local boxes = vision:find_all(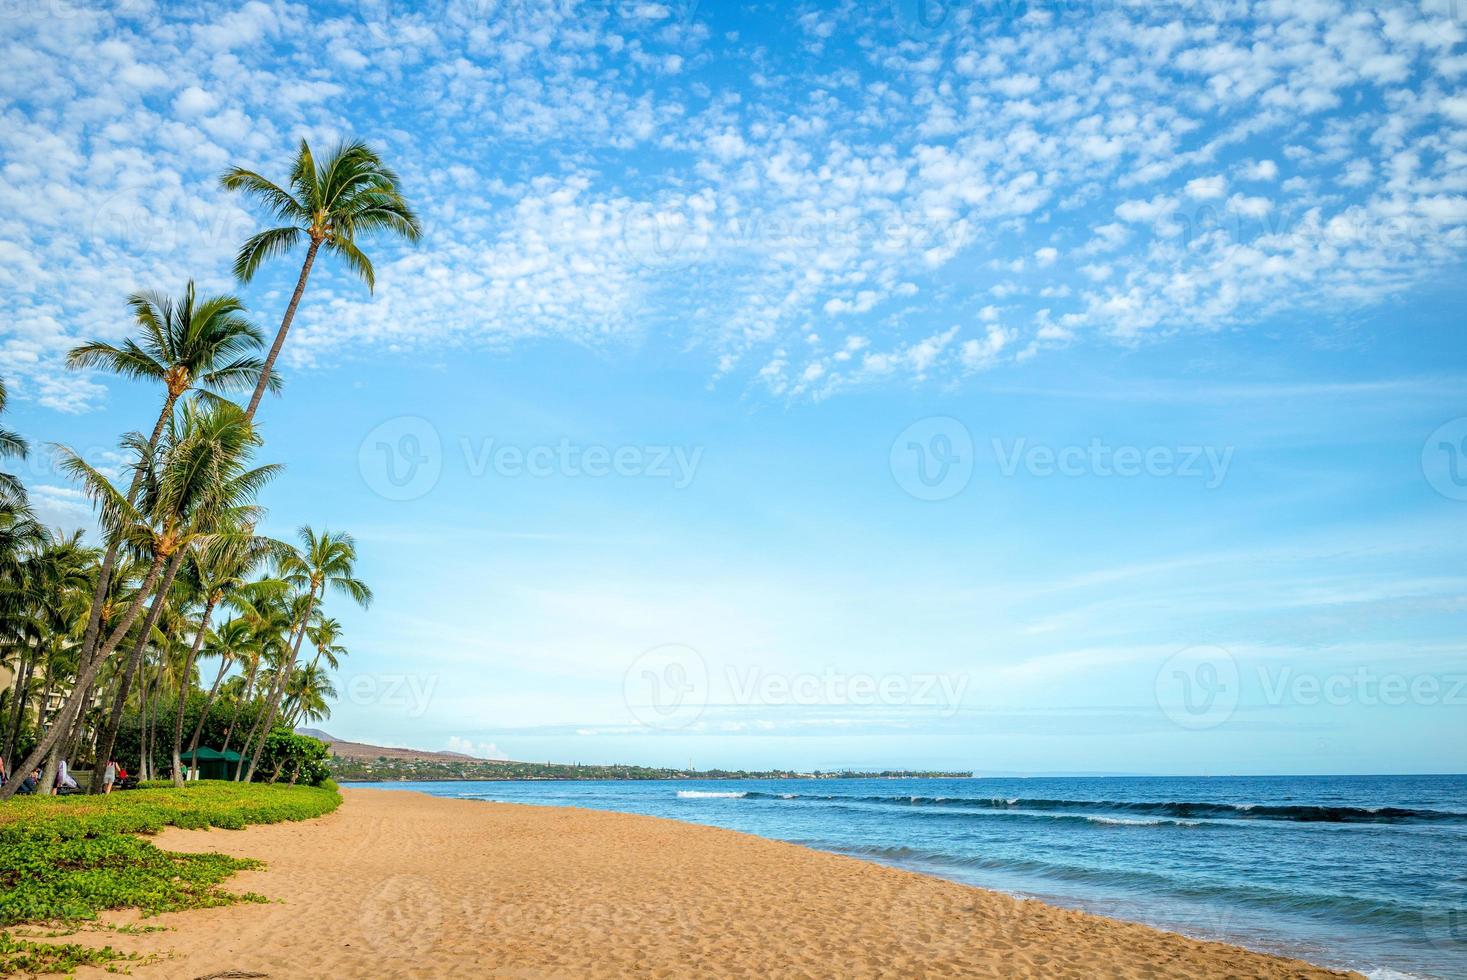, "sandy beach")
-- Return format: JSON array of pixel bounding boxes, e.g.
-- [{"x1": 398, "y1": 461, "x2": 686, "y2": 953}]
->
[{"x1": 68, "y1": 787, "x2": 1357, "y2": 979}]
